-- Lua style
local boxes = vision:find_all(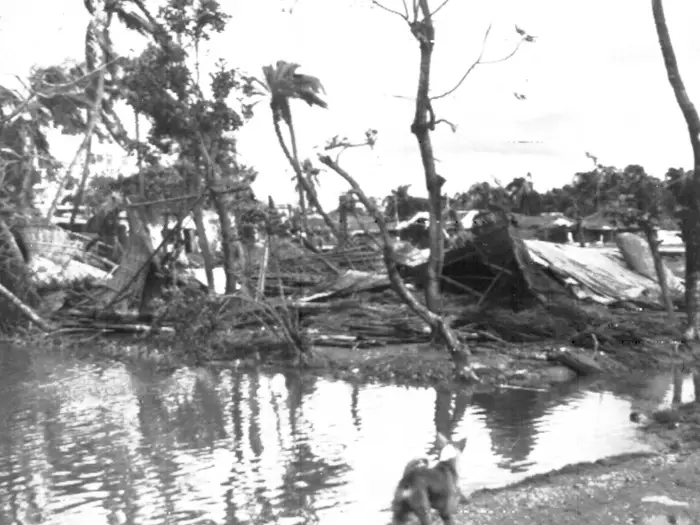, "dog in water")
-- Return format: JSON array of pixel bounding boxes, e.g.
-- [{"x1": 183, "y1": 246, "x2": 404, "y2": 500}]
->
[{"x1": 391, "y1": 432, "x2": 467, "y2": 525}]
